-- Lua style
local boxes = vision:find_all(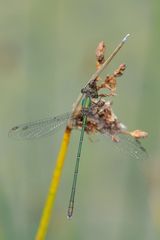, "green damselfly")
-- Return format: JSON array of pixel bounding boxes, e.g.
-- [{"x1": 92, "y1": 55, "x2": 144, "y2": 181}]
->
[
  {"x1": 67, "y1": 79, "x2": 99, "y2": 218},
  {"x1": 8, "y1": 79, "x2": 147, "y2": 218},
  {"x1": 9, "y1": 34, "x2": 148, "y2": 218}
]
